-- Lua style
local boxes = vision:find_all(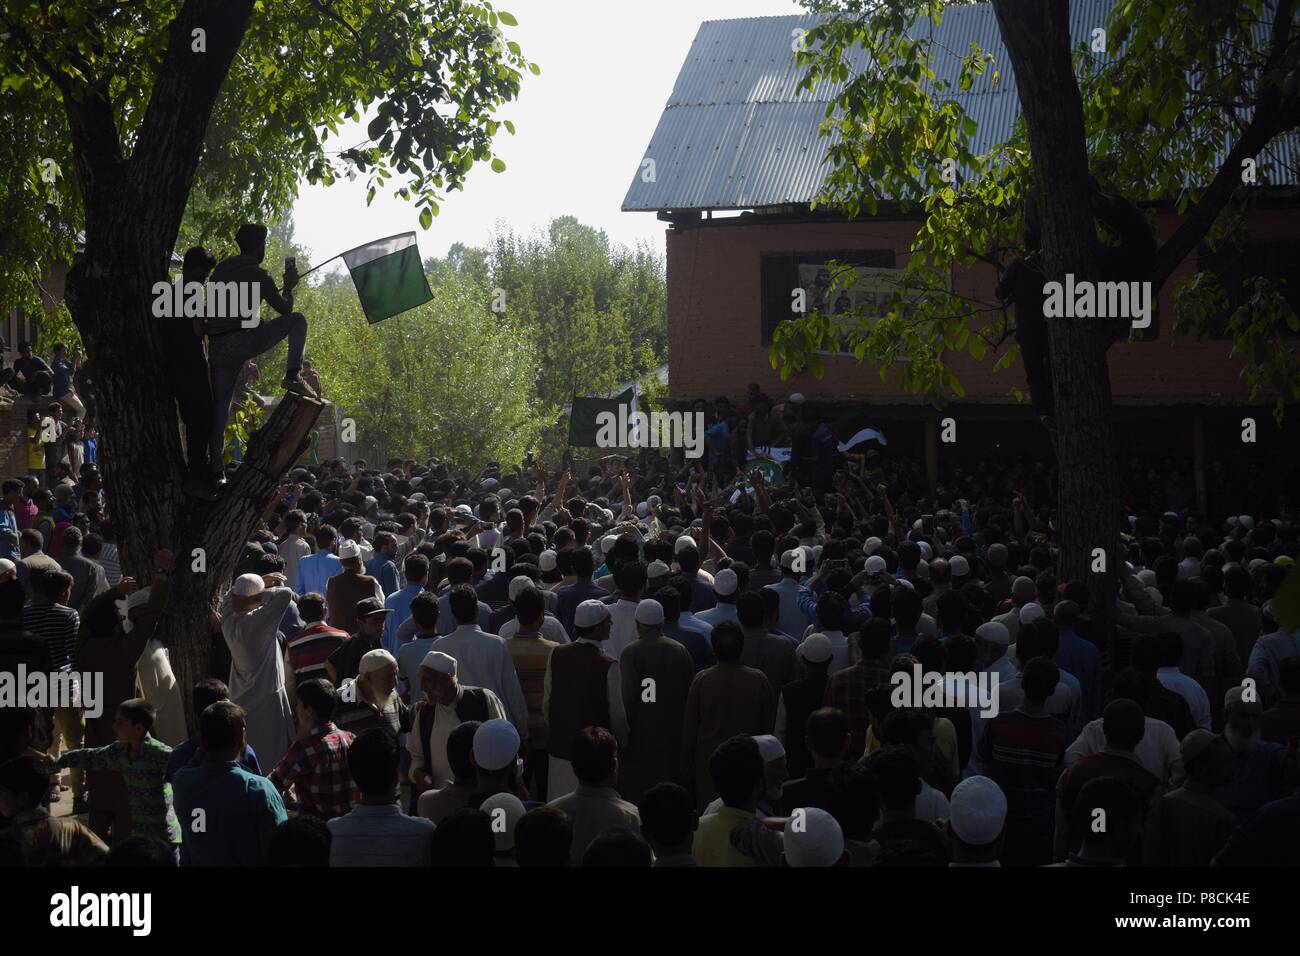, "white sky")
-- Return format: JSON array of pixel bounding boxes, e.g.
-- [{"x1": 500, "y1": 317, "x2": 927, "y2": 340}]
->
[{"x1": 291, "y1": 0, "x2": 802, "y2": 272}]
